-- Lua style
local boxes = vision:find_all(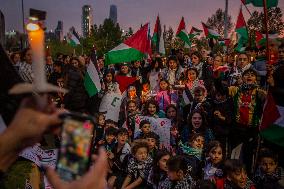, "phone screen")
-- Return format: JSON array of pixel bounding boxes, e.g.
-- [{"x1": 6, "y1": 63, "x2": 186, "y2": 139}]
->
[{"x1": 56, "y1": 116, "x2": 94, "y2": 181}]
